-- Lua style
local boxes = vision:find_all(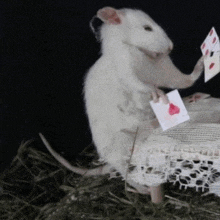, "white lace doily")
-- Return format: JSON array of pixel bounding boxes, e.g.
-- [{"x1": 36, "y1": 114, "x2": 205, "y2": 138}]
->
[{"x1": 128, "y1": 94, "x2": 220, "y2": 196}]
